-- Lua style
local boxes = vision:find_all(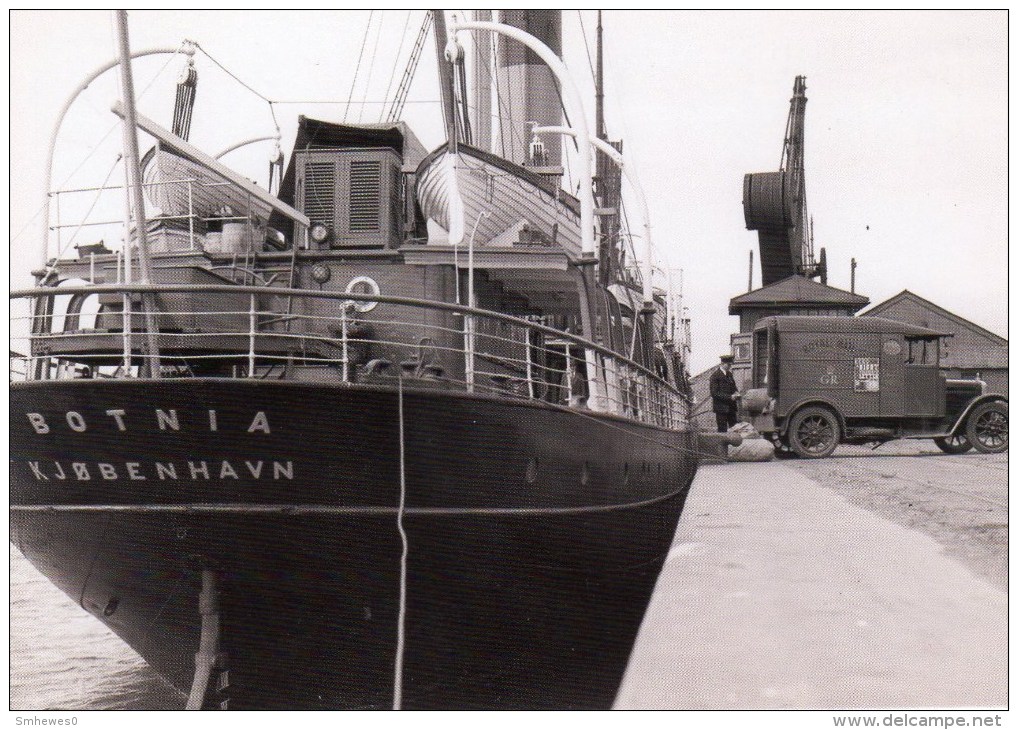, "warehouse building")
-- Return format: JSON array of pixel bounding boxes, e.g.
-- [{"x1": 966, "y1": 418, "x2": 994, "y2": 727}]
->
[{"x1": 862, "y1": 290, "x2": 1008, "y2": 396}]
